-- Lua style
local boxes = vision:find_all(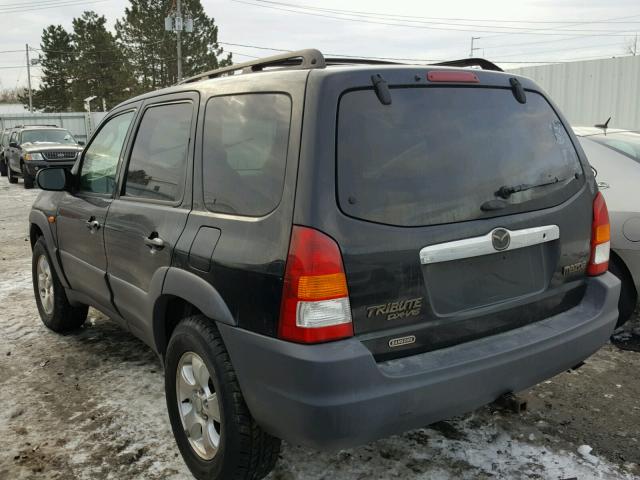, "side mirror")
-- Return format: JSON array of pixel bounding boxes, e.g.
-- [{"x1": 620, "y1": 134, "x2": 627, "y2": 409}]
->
[
  {"x1": 77, "y1": 140, "x2": 85, "y2": 146},
  {"x1": 36, "y1": 167, "x2": 70, "y2": 191},
  {"x1": 9, "y1": 141, "x2": 18, "y2": 148}
]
